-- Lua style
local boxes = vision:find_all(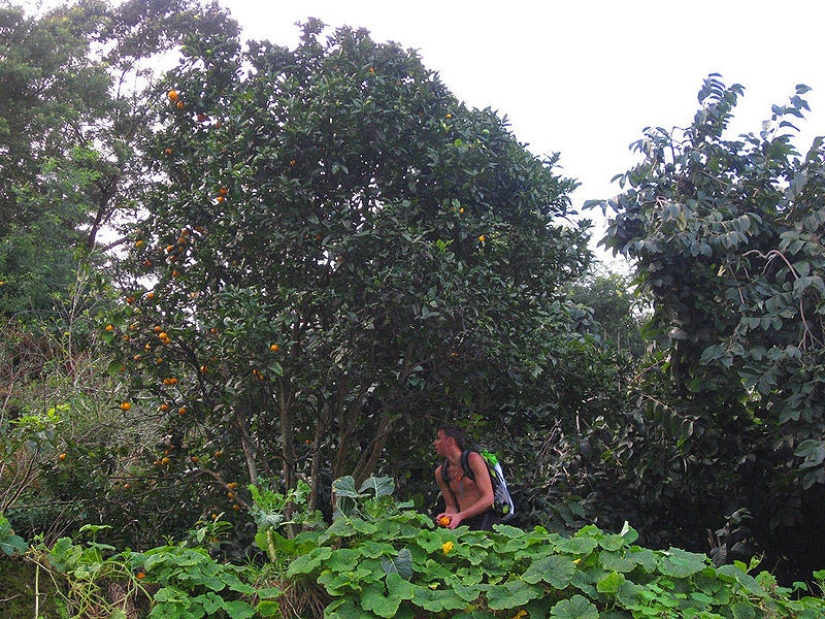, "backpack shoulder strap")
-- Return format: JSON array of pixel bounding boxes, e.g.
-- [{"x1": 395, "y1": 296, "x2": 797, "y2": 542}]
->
[{"x1": 460, "y1": 450, "x2": 476, "y2": 482}]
